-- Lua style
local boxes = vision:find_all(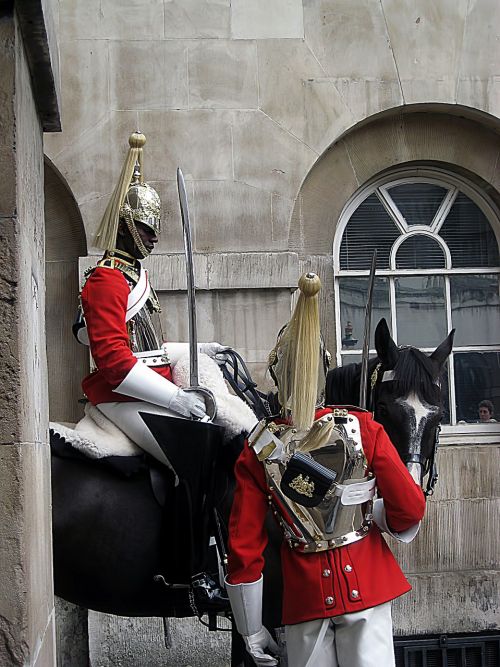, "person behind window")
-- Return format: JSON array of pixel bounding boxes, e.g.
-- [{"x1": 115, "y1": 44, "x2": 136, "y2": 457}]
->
[{"x1": 478, "y1": 399, "x2": 497, "y2": 422}]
